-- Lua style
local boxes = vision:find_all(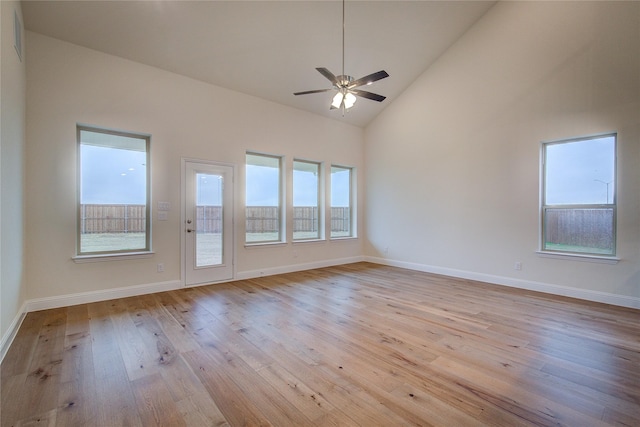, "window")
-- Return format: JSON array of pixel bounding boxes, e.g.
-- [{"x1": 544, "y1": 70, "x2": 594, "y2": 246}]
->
[
  {"x1": 77, "y1": 126, "x2": 150, "y2": 255},
  {"x1": 246, "y1": 153, "x2": 283, "y2": 243},
  {"x1": 330, "y1": 165, "x2": 354, "y2": 238},
  {"x1": 293, "y1": 160, "x2": 321, "y2": 240},
  {"x1": 541, "y1": 134, "x2": 616, "y2": 256}
]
